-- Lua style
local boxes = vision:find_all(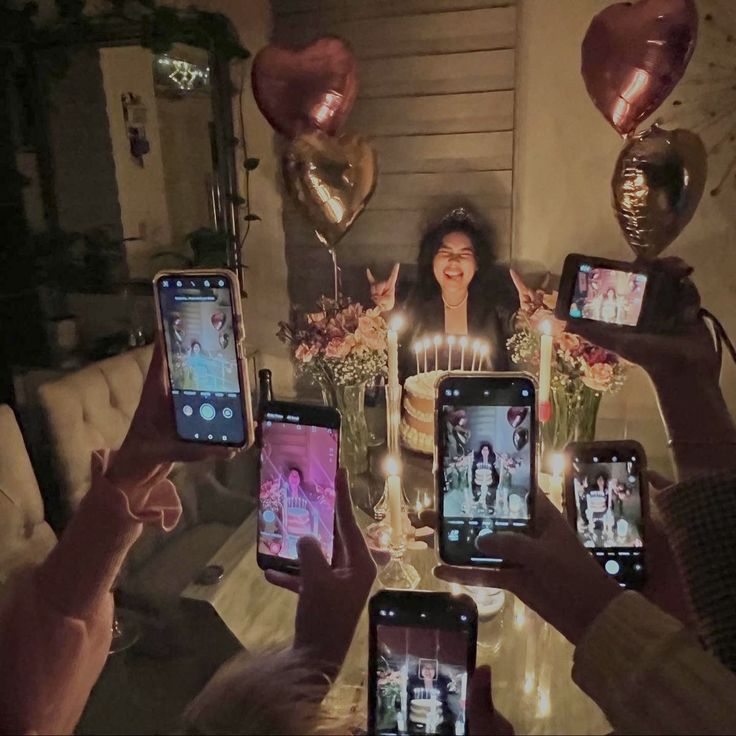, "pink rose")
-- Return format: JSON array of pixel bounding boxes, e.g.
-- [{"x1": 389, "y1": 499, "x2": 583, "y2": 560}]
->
[
  {"x1": 557, "y1": 332, "x2": 581, "y2": 354},
  {"x1": 295, "y1": 343, "x2": 319, "y2": 363},
  {"x1": 581, "y1": 362, "x2": 614, "y2": 391},
  {"x1": 356, "y1": 314, "x2": 386, "y2": 351},
  {"x1": 325, "y1": 334, "x2": 355, "y2": 359}
]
